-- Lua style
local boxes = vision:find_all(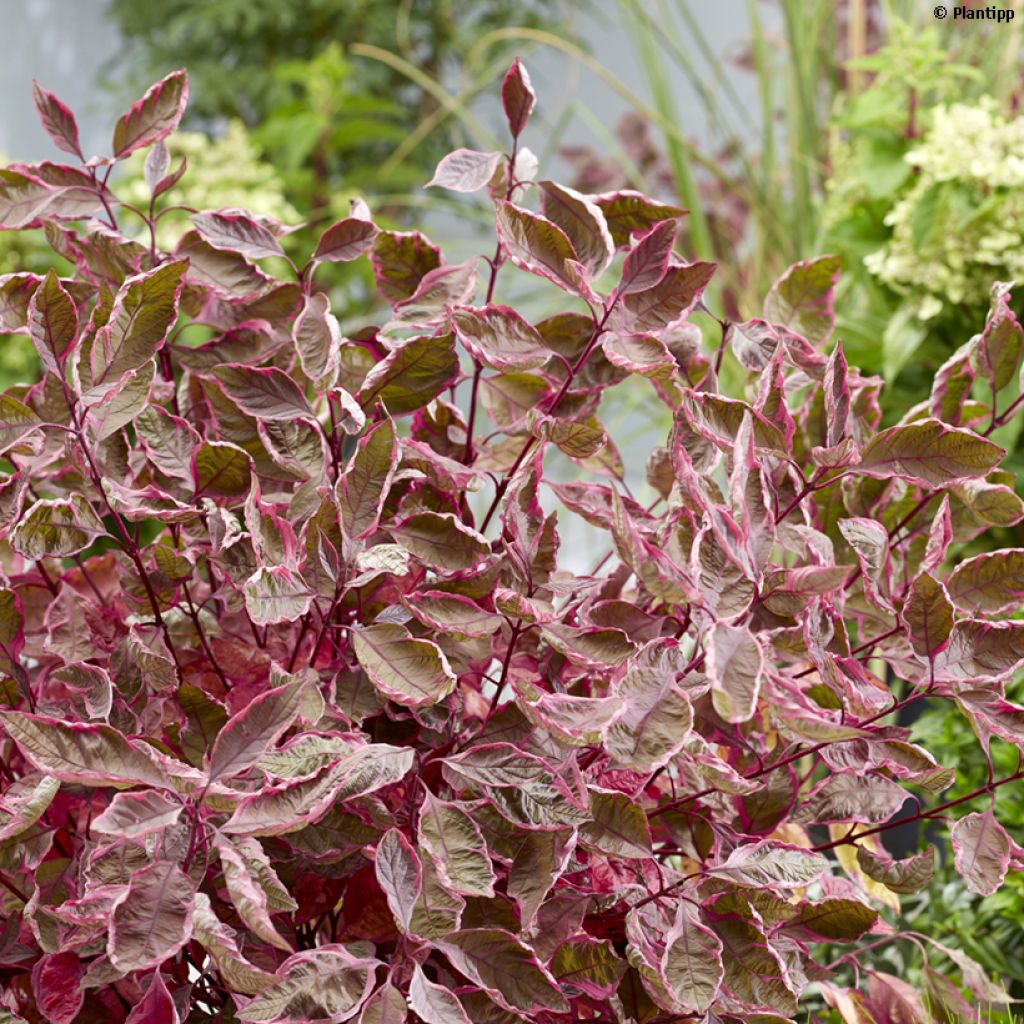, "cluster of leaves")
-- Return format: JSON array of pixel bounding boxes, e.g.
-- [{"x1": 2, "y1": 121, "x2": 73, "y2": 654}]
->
[{"x1": 2, "y1": 61, "x2": 1024, "y2": 1024}]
